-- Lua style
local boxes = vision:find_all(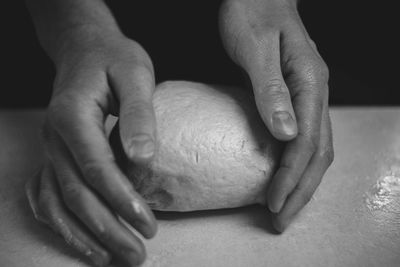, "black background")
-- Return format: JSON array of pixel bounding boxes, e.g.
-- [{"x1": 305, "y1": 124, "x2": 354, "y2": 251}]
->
[{"x1": 2, "y1": 1, "x2": 399, "y2": 108}]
